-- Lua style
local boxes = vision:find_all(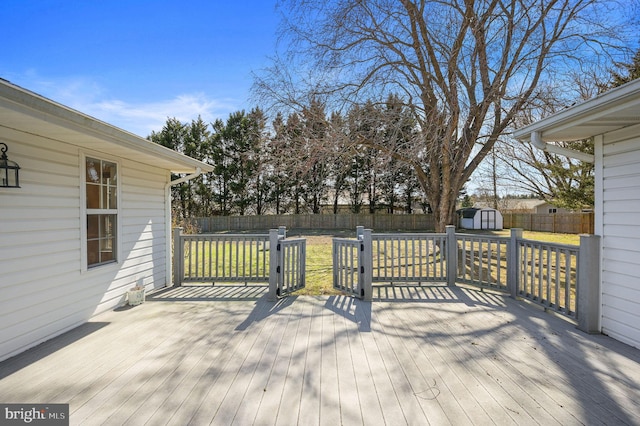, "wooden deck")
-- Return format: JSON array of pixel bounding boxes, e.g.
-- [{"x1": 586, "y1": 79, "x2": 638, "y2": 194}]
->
[{"x1": 1, "y1": 284, "x2": 640, "y2": 425}]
